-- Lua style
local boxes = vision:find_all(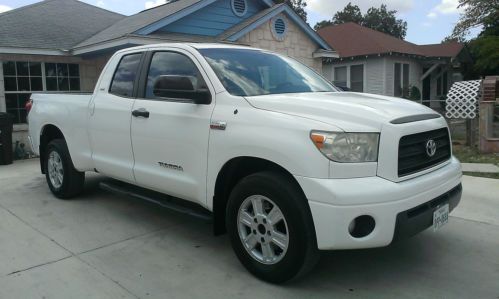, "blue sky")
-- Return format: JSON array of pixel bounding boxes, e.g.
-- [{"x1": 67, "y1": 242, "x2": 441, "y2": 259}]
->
[{"x1": 0, "y1": 0, "x2": 479, "y2": 44}]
